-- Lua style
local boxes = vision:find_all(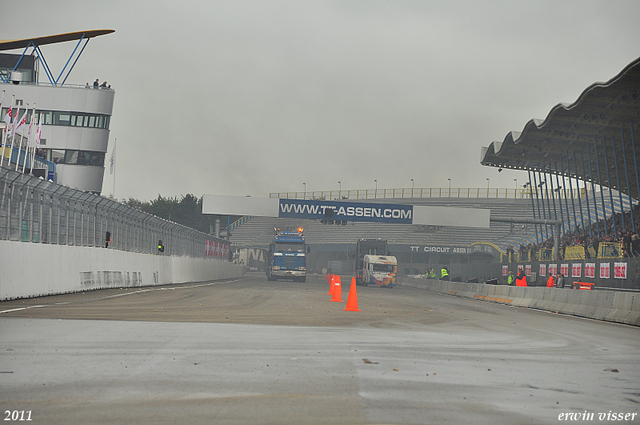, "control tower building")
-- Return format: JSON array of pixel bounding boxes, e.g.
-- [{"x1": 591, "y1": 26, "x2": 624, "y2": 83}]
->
[{"x1": 0, "y1": 30, "x2": 115, "y2": 194}]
